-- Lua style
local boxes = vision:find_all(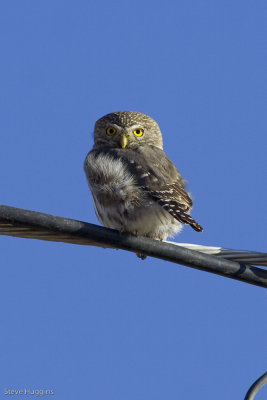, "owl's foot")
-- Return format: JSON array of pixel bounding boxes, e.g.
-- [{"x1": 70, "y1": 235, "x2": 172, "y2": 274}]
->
[
  {"x1": 118, "y1": 229, "x2": 145, "y2": 258},
  {"x1": 136, "y1": 252, "x2": 147, "y2": 260},
  {"x1": 119, "y1": 228, "x2": 138, "y2": 236}
]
